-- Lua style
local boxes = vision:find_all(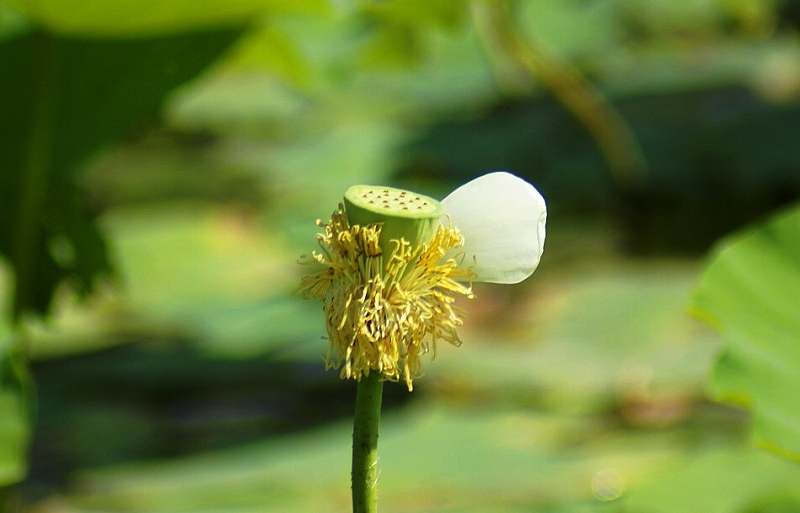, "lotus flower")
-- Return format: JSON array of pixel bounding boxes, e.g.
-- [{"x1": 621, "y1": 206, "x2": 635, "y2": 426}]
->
[{"x1": 296, "y1": 171, "x2": 546, "y2": 390}]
